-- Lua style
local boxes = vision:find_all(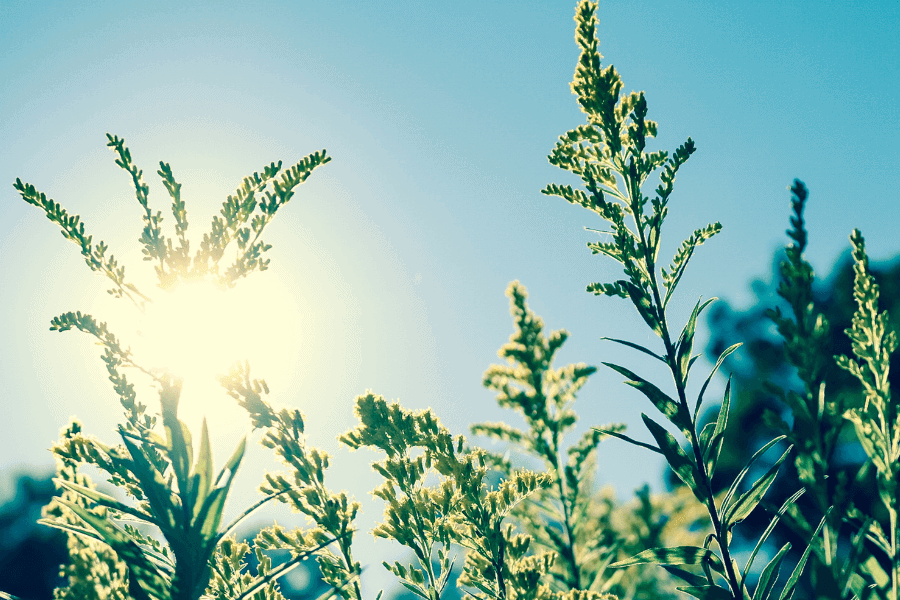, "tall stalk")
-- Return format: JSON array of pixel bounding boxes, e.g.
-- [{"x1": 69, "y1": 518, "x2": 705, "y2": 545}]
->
[
  {"x1": 544, "y1": 3, "x2": 825, "y2": 597},
  {"x1": 836, "y1": 230, "x2": 899, "y2": 600}
]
